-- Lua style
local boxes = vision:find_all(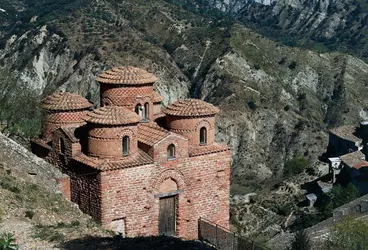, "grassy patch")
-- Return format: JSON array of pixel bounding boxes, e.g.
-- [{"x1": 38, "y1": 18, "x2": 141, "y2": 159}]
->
[{"x1": 33, "y1": 225, "x2": 65, "y2": 243}]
